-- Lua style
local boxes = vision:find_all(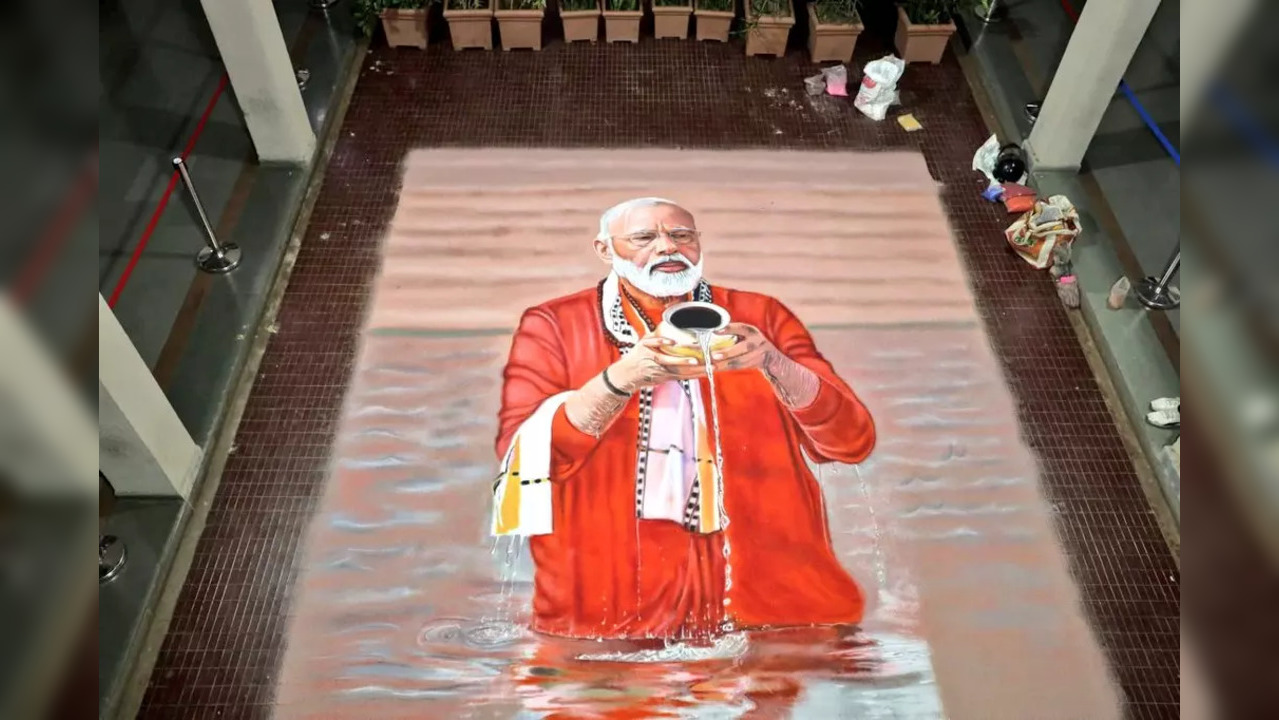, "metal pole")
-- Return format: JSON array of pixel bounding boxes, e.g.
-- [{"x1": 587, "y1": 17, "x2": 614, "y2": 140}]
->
[
  {"x1": 172, "y1": 157, "x2": 242, "y2": 274},
  {"x1": 1135, "y1": 246, "x2": 1181, "y2": 310}
]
